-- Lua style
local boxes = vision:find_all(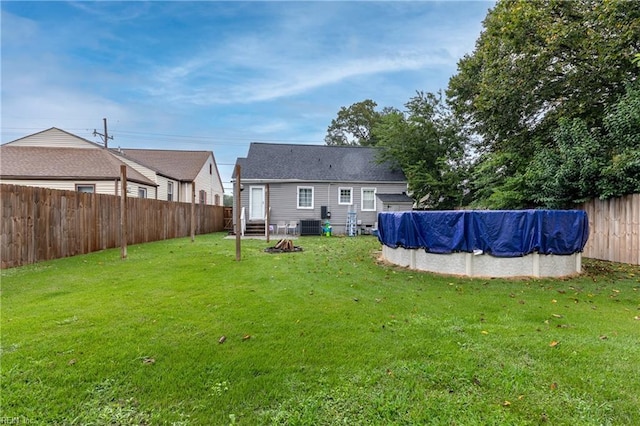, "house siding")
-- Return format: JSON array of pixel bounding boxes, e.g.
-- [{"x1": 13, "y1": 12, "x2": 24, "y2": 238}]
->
[
  {"x1": 189, "y1": 155, "x2": 224, "y2": 205},
  {"x1": 123, "y1": 182, "x2": 157, "y2": 199},
  {"x1": 1, "y1": 179, "x2": 118, "y2": 195},
  {"x1": 6, "y1": 128, "x2": 101, "y2": 149},
  {"x1": 157, "y1": 176, "x2": 180, "y2": 202},
  {"x1": 246, "y1": 181, "x2": 408, "y2": 234},
  {"x1": 1, "y1": 179, "x2": 158, "y2": 198},
  {"x1": 125, "y1": 154, "x2": 223, "y2": 205},
  {"x1": 115, "y1": 155, "x2": 159, "y2": 184}
]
